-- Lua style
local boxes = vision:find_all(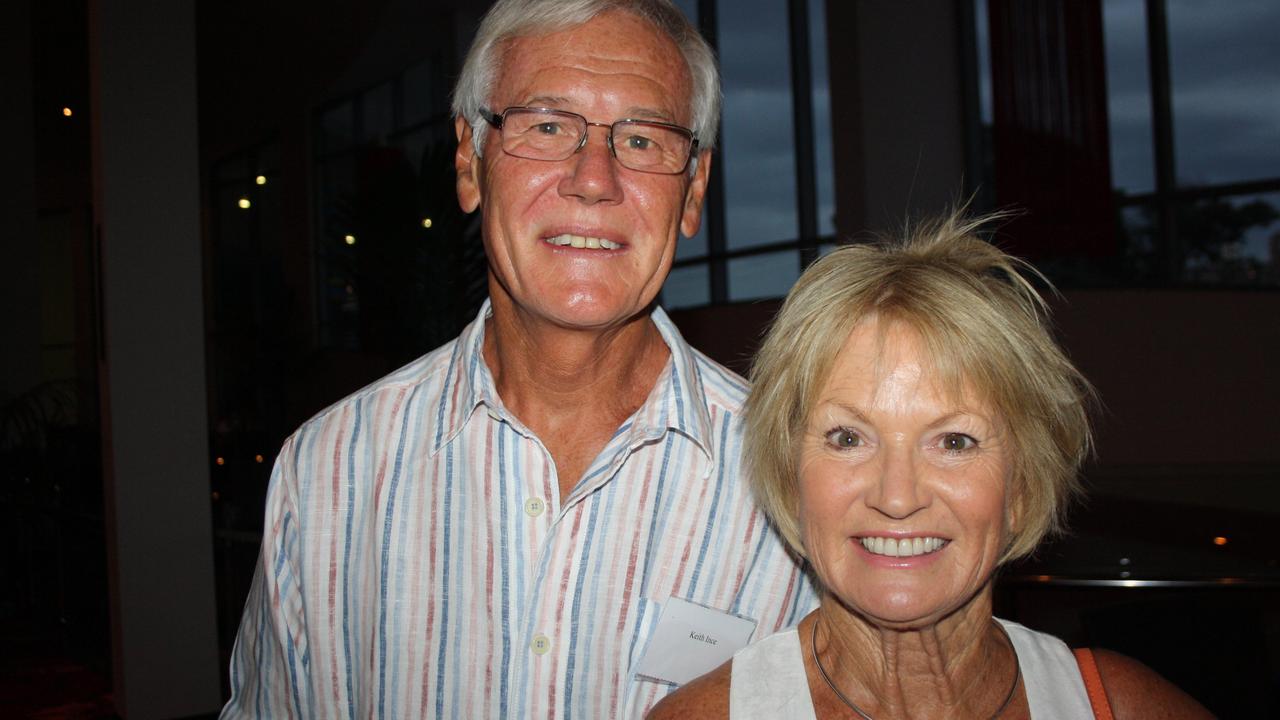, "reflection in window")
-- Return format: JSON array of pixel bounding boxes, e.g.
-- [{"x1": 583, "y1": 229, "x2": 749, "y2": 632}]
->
[
  {"x1": 313, "y1": 58, "x2": 487, "y2": 358},
  {"x1": 1179, "y1": 193, "x2": 1280, "y2": 283}
]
